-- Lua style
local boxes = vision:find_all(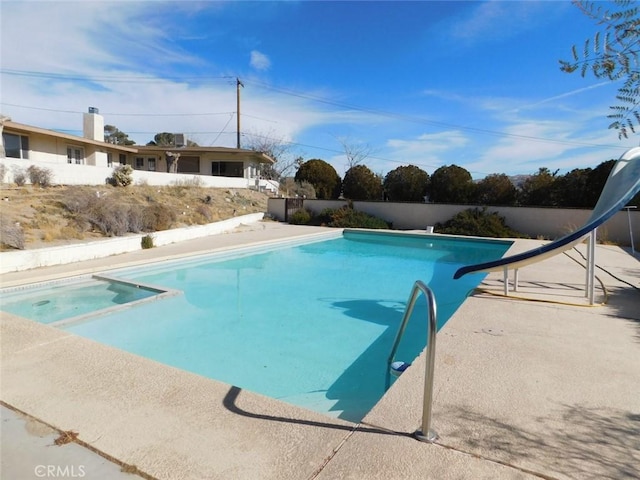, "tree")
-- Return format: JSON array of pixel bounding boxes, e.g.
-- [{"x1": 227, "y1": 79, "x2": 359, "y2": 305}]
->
[
  {"x1": 560, "y1": 1, "x2": 640, "y2": 138},
  {"x1": 383, "y1": 165, "x2": 430, "y2": 202},
  {"x1": 279, "y1": 177, "x2": 317, "y2": 199},
  {"x1": 473, "y1": 173, "x2": 517, "y2": 206},
  {"x1": 146, "y1": 132, "x2": 198, "y2": 147},
  {"x1": 429, "y1": 164, "x2": 474, "y2": 203},
  {"x1": 342, "y1": 165, "x2": 383, "y2": 201},
  {"x1": 104, "y1": 125, "x2": 135, "y2": 145},
  {"x1": 337, "y1": 136, "x2": 374, "y2": 169},
  {"x1": 554, "y1": 168, "x2": 592, "y2": 207},
  {"x1": 165, "y1": 151, "x2": 181, "y2": 173},
  {"x1": 243, "y1": 129, "x2": 299, "y2": 180},
  {"x1": 585, "y1": 159, "x2": 616, "y2": 206},
  {"x1": 518, "y1": 167, "x2": 558, "y2": 206},
  {"x1": 294, "y1": 159, "x2": 342, "y2": 199}
]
